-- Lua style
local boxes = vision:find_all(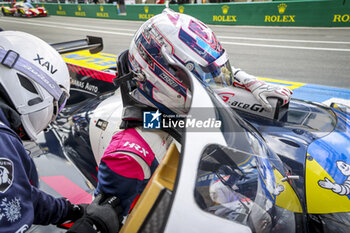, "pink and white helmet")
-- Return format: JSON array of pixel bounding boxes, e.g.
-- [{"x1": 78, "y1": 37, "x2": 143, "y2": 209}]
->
[{"x1": 128, "y1": 8, "x2": 233, "y2": 115}]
